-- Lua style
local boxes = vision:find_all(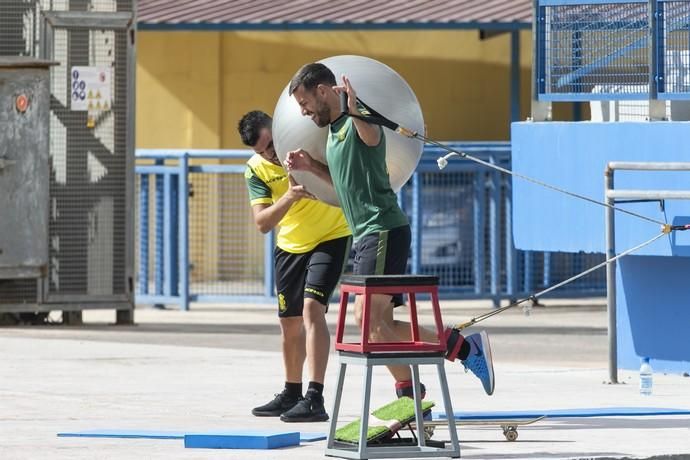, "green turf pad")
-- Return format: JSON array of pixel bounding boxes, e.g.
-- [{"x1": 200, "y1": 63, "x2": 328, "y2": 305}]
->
[{"x1": 335, "y1": 397, "x2": 435, "y2": 444}]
